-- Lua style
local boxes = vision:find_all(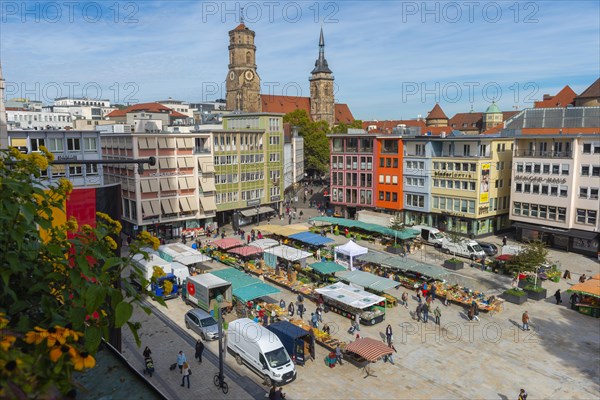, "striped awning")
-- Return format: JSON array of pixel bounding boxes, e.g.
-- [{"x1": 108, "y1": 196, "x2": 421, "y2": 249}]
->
[{"x1": 344, "y1": 337, "x2": 393, "y2": 362}]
